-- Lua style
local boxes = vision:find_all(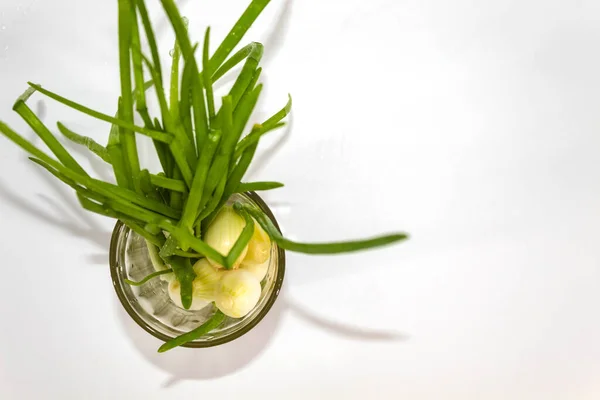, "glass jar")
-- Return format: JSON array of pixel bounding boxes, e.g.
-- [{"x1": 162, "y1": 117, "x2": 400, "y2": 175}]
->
[{"x1": 109, "y1": 192, "x2": 285, "y2": 348}]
